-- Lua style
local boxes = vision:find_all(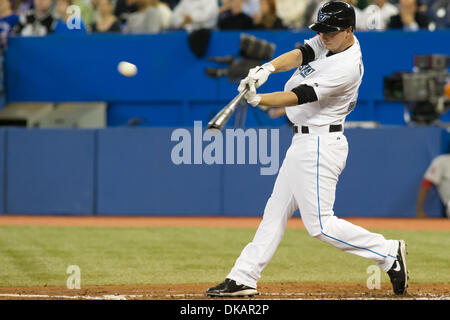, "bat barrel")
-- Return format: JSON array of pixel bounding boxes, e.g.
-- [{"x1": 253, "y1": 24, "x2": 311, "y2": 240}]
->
[{"x1": 207, "y1": 88, "x2": 249, "y2": 131}]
